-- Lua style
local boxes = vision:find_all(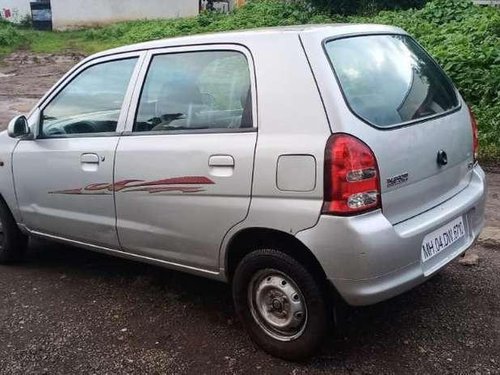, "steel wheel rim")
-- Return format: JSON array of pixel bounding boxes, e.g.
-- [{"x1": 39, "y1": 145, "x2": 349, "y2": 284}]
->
[{"x1": 248, "y1": 269, "x2": 308, "y2": 342}]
